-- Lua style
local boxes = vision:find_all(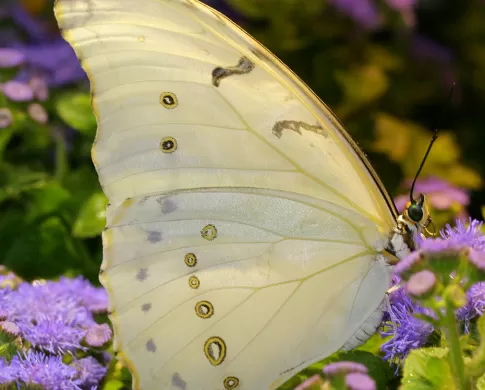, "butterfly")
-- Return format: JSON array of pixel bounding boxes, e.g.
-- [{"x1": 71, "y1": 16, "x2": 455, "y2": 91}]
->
[{"x1": 54, "y1": 0, "x2": 433, "y2": 389}]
